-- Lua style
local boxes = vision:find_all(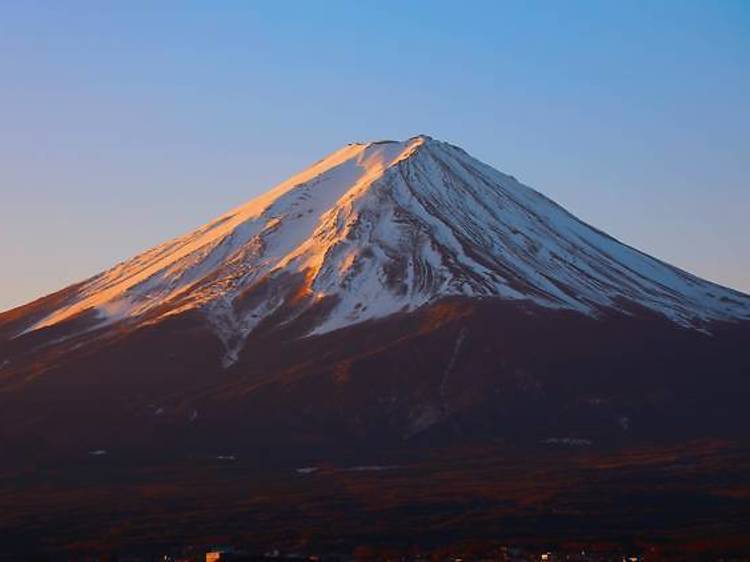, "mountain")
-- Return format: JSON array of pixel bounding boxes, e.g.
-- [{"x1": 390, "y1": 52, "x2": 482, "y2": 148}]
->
[
  {"x1": 1, "y1": 135, "x2": 750, "y2": 555},
  {"x1": 3, "y1": 135, "x2": 749, "y2": 359}
]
